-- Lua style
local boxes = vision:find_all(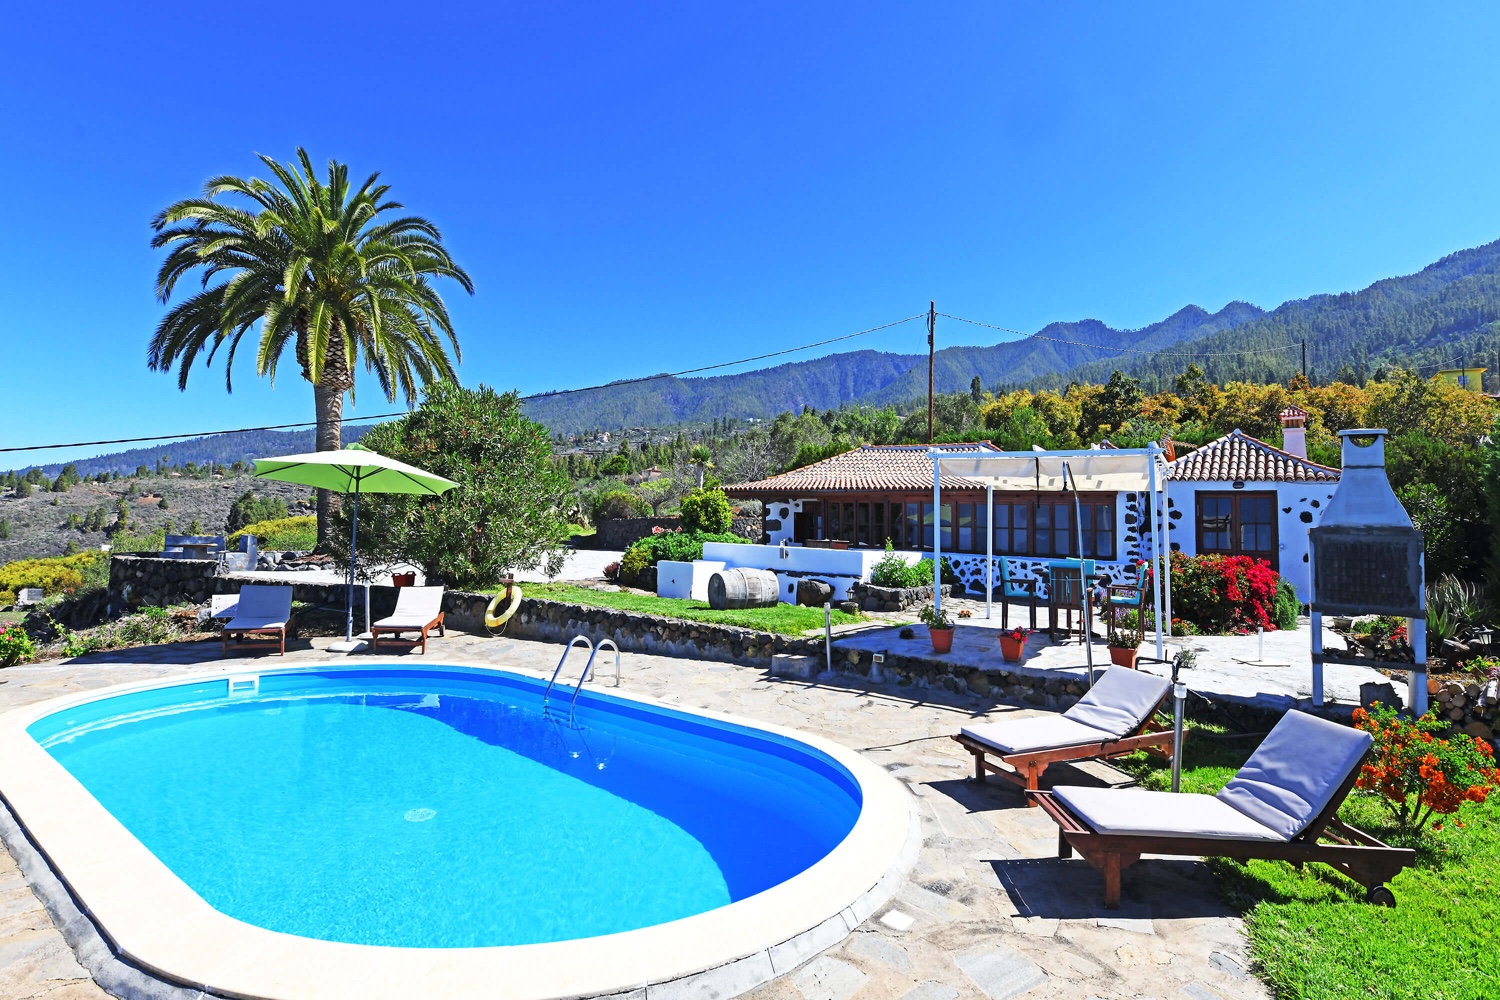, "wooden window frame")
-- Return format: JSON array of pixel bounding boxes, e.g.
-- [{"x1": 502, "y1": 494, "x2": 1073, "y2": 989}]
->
[{"x1": 1195, "y1": 491, "x2": 1278, "y2": 569}]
